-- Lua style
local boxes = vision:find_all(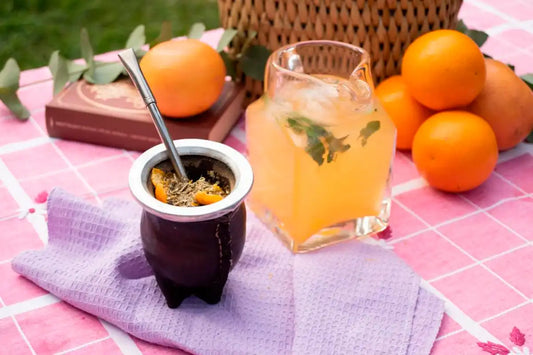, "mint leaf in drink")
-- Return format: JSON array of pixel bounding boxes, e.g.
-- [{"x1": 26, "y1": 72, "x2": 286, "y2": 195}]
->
[
  {"x1": 326, "y1": 135, "x2": 350, "y2": 163},
  {"x1": 306, "y1": 134, "x2": 326, "y2": 165},
  {"x1": 287, "y1": 117, "x2": 306, "y2": 134},
  {"x1": 286, "y1": 115, "x2": 351, "y2": 166},
  {"x1": 358, "y1": 120, "x2": 381, "y2": 147}
]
